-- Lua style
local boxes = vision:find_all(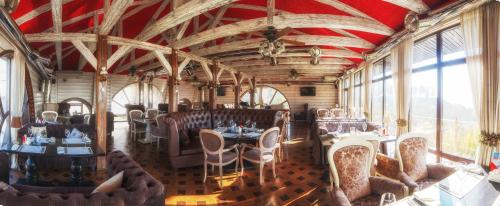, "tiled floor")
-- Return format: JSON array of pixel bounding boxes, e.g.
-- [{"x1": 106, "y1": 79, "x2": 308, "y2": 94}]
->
[
  {"x1": 111, "y1": 121, "x2": 334, "y2": 206},
  {"x1": 14, "y1": 122, "x2": 334, "y2": 205}
]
